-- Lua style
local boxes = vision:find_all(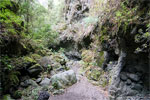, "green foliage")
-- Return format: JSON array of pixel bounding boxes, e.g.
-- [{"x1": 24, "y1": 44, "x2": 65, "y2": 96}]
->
[
  {"x1": 30, "y1": 53, "x2": 42, "y2": 61},
  {"x1": 1, "y1": 56, "x2": 14, "y2": 70},
  {"x1": 8, "y1": 71, "x2": 20, "y2": 85},
  {"x1": 2, "y1": 94, "x2": 14, "y2": 100},
  {"x1": 0, "y1": 0, "x2": 23, "y2": 35},
  {"x1": 97, "y1": 51, "x2": 105, "y2": 67},
  {"x1": 46, "y1": 64, "x2": 52, "y2": 73},
  {"x1": 100, "y1": 0, "x2": 139, "y2": 43},
  {"x1": 23, "y1": 56, "x2": 36, "y2": 63},
  {"x1": 1, "y1": 56, "x2": 20, "y2": 92},
  {"x1": 3, "y1": 70, "x2": 20, "y2": 92},
  {"x1": 21, "y1": 86, "x2": 42, "y2": 100},
  {"x1": 134, "y1": 24, "x2": 150, "y2": 53},
  {"x1": 0, "y1": 0, "x2": 12, "y2": 8},
  {"x1": 99, "y1": 0, "x2": 149, "y2": 54},
  {"x1": 13, "y1": 90, "x2": 22, "y2": 99},
  {"x1": 17, "y1": 0, "x2": 60, "y2": 48},
  {"x1": 48, "y1": 0, "x2": 65, "y2": 25},
  {"x1": 89, "y1": 69, "x2": 101, "y2": 81},
  {"x1": 114, "y1": 0, "x2": 138, "y2": 34},
  {"x1": 58, "y1": 48, "x2": 65, "y2": 53},
  {"x1": 32, "y1": 25, "x2": 59, "y2": 47}
]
